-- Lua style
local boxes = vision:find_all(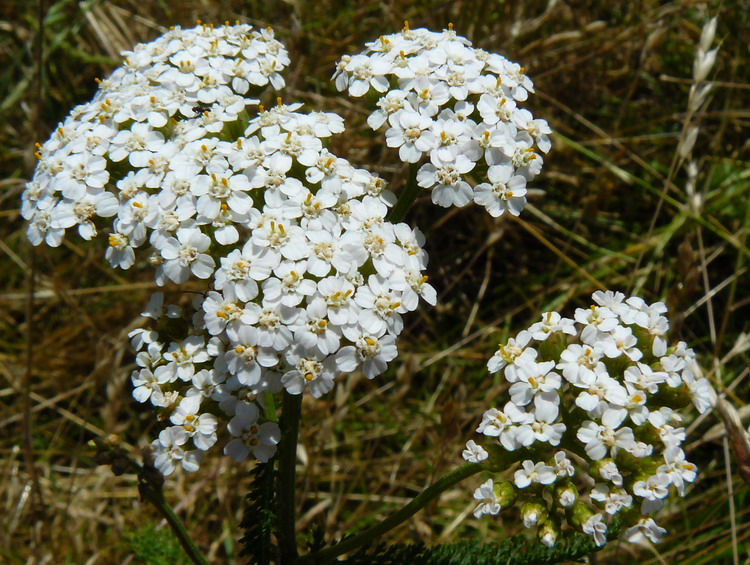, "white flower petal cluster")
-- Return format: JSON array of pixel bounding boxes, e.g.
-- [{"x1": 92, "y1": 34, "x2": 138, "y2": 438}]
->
[
  {"x1": 333, "y1": 23, "x2": 550, "y2": 215},
  {"x1": 465, "y1": 291, "x2": 715, "y2": 547},
  {"x1": 132, "y1": 121, "x2": 432, "y2": 475},
  {"x1": 132, "y1": 179, "x2": 435, "y2": 474},
  {"x1": 24, "y1": 24, "x2": 437, "y2": 476},
  {"x1": 23, "y1": 22, "x2": 289, "y2": 253}
]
